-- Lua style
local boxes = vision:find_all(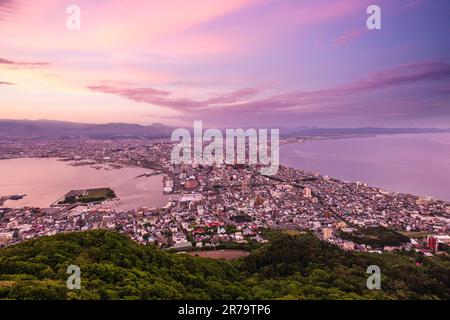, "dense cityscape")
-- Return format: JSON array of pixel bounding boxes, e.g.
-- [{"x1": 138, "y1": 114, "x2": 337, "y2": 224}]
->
[
  {"x1": 1, "y1": 0, "x2": 450, "y2": 307},
  {"x1": 1, "y1": 137, "x2": 449, "y2": 256}
]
